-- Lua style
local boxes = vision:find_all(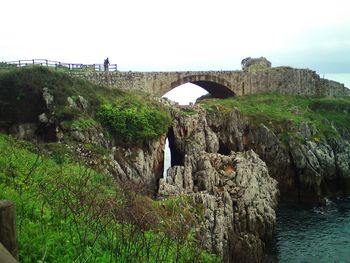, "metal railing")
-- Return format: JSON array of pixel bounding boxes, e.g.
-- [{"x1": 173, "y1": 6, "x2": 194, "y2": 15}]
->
[{"x1": 2, "y1": 59, "x2": 117, "y2": 72}]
